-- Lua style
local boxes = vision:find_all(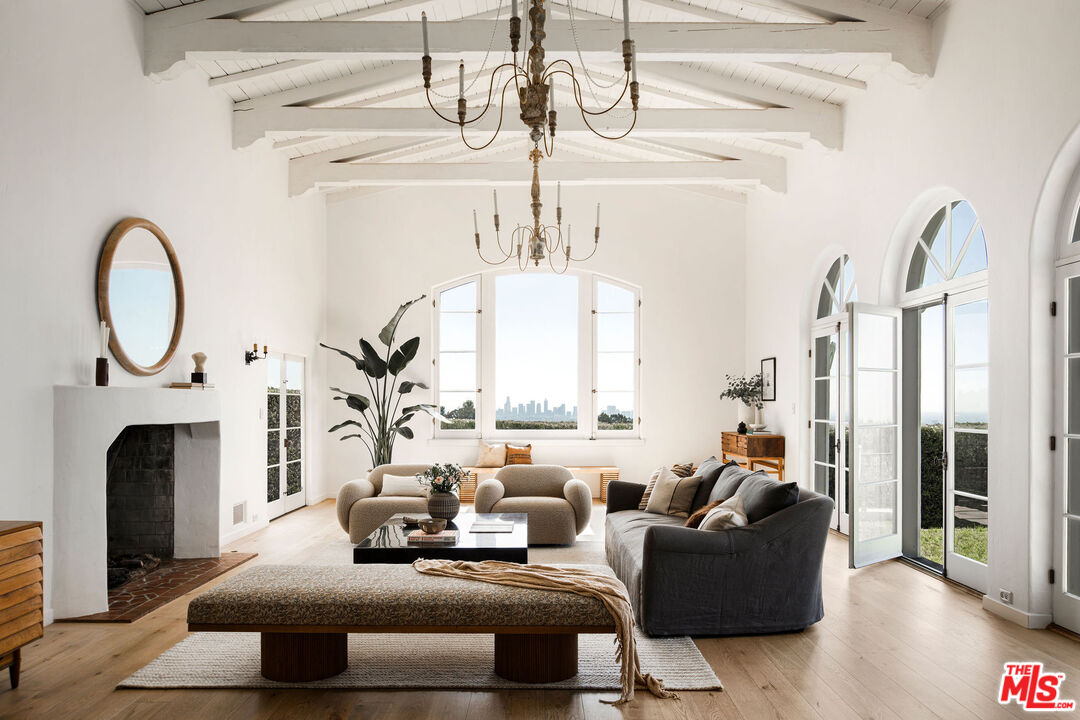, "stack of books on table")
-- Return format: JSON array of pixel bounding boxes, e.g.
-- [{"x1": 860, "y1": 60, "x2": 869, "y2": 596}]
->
[{"x1": 407, "y1": 529, "x2": 459, "y2": 544}]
